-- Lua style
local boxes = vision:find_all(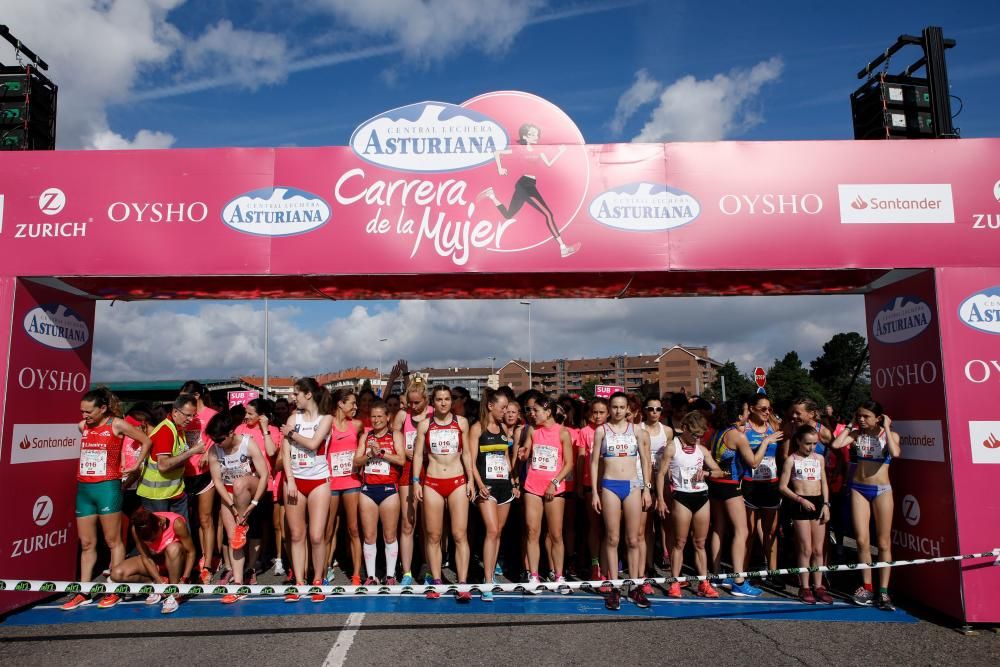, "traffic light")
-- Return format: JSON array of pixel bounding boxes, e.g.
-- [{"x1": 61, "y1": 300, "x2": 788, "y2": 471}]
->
[{"x1": 0, "y1": 65, "x2": 57, "y2": 150}]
